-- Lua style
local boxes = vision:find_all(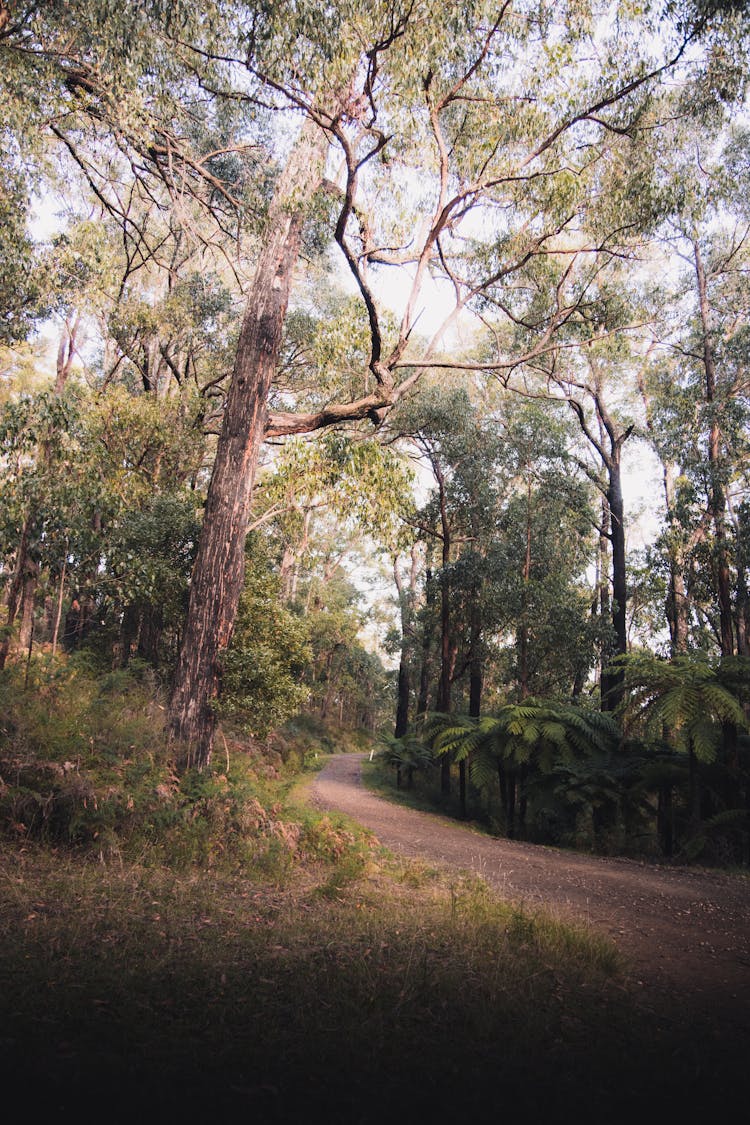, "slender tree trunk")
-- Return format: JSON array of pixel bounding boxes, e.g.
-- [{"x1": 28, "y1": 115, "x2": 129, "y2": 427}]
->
[
  {"x1": 734, "y1": 503, "x2": 750, "y2": 662},
  {"x1": 518, "y1": 762, "x2": 528, "y2": 837},
  {"x1": 688, "y1": 743, "x2": 701, "y2": 836},
  {"x1": 468, "y1": 653, "x2": 483, "y2": 719},
  {"x1": 393, "y1": 552, "x2": 416, "y2": 739},
  {"x1": 663, "y1": 465, "x2": 690, "y2": 654},
  {"x1": 118, "y1": 604, "x2": 139, "y2": 668},
  {"x1": 23, "y1": 614, "x2": 34, "y2": 689},
  {"x1": 138, "y1": 605, "x2": 164, "y2": 666},
  {"x1": 596, "y1": 493, "x2": 614, "y2": 705},
  {"x1": 168, "y1": 120, "x2": 328, "y2": 768},
  {"x1": 433, "y1": 462, "x2": 453, "y2": 795},
  {"x1": 395, "y1": 663, "x2": 410, "y2": 738},
  {"x1": 597, "y1": 443, "x2": 629, "y2": 713},
  {"x1": 567, "y1": 386, "x2": 632, "y2": 710},
  {"x1": 51, "y1": 554, "x2": 67, "y2": 658},
  {"x1": 18, "y1": 555, "x2": 39, "y2": 655},
  {"x1": 416, "y1": 566, "x2": 434, "y2": 719},
  {"x1": 0, "y1": 515, "x2": 32, "y2": 670},
  {"x1": 497, "y1": 760, "x2": 508, "y2": 814},
  {"x1": 55, "y1": 312, "x2": 80, "y2": 394},
  {"x1": 458, "y1": 759, "x2": 467, "y2": 818},
  {"x1": 506, "y1": 771, "x2": 516, "y2": 839},
  {"x1": 694, "y1": 238, "x2": 740, "y2": 823},
  {"x1": 694, "y1": 239, "x2": 734, "y2": 658},
  {"x1": 639, "y1": 372, "x2": 691, "y2": 653},
  {"x1": 605, "y1": 447, "x2": 627, "y2": 707},
  {"x1": 517, "y1": 479, "x2": 533, "y2": 699},
  {"x1": 464, "y1": 593, "x2": 483, "y2": 820}
]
